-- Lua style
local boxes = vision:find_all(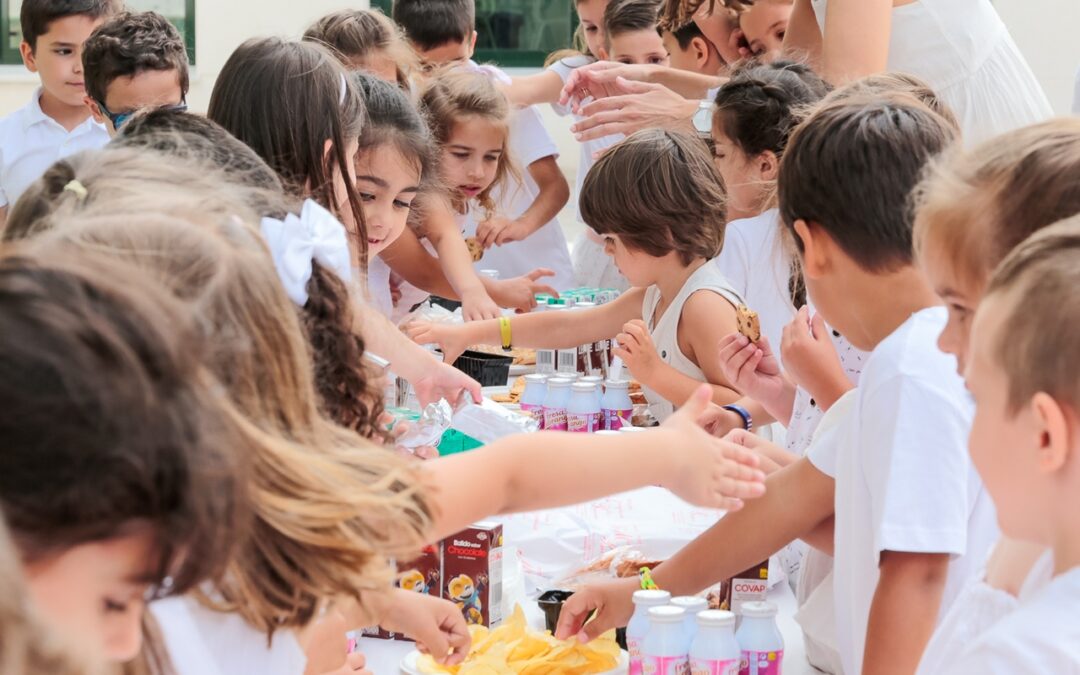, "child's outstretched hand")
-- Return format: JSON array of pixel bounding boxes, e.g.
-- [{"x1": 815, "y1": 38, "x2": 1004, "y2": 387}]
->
[
  {"x1": 379, "y1": 591, "x2": 471, "y2": 666},
  {"x1": 780, "y1": 307, "x2": 851, "y2": 410},
  {"x1": 659, "y1": 385, "x2": 767, "y2": 512},
  {"x1": 723, "y1": 428, "x2": 799, "y2": 475},
  {"x1": 613, "y1": 320, "x2": 661, "y2": 381},
  {"x1": 406, "y1": 322, "x2": 472, "y2": 366},
  {"x1": 460, "y1": 287, "x2": 502, "y2": 322},
  {"x1": 487, "y1": 269, "x2": 559, "y2": 313},
  {"x1": 717, "y1": 332, "x2": 794, "y2": 422}
]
